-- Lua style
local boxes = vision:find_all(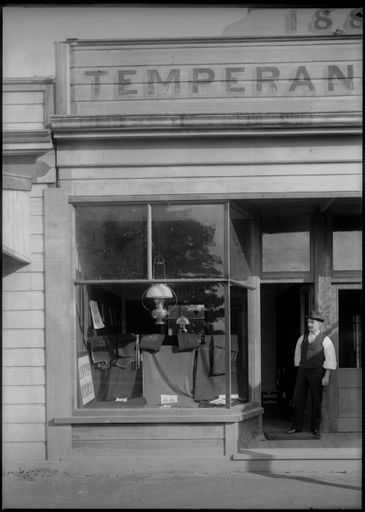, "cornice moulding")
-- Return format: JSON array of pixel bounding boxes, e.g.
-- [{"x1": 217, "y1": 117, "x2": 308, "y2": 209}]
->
[
  {"x1": 65, "y1": 34, "x2": 362, "y2": 47},
  {"x1": 49, "y1": 112, "x2": 362, "y2": 139}
]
